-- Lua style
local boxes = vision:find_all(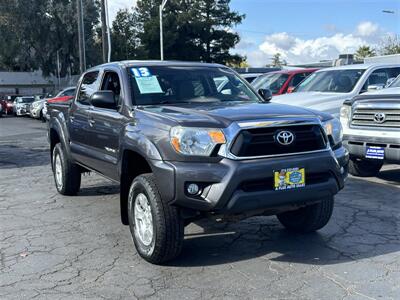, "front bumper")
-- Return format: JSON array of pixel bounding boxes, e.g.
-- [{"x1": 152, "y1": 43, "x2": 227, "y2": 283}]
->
[
  {"x1": 343, "y1": 134, "x2": 400, "y2": 163},
  {"x1": 151, "y1": 147, "x2": 348, "y2": 214}
]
